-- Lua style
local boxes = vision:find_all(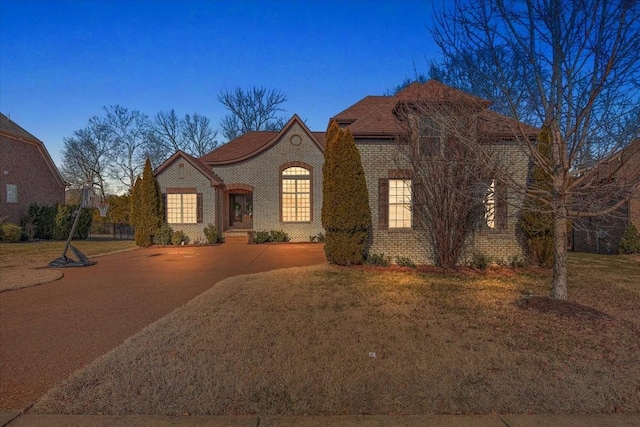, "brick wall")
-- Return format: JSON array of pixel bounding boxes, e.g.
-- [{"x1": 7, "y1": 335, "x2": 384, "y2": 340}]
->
[
  {"x1": 0, "y1": 136, "x2": 65, "y2": 224},
  {"x1": 214, "y1": 123, "x2": 325, "y2": 242},
  {"x1": 155, "y1": 156, "x2": 219, "y2": 243},
  {"x1": 358, "y1": 141, "x2": 529, "y2": 265}
]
